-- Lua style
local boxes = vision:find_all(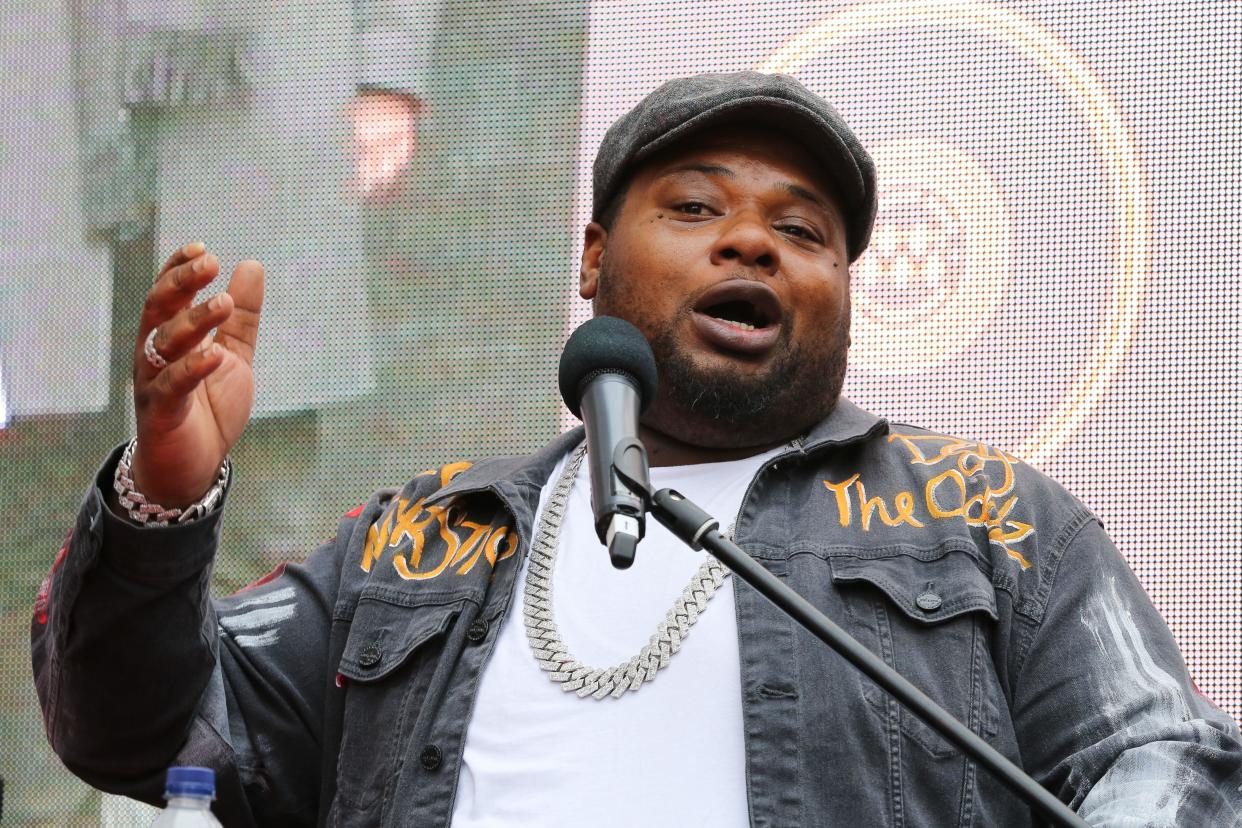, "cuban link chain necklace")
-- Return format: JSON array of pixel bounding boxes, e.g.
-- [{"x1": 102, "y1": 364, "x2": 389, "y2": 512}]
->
[{"x1": 523, "y1": 443, "x2": 731, "y2": 700}]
